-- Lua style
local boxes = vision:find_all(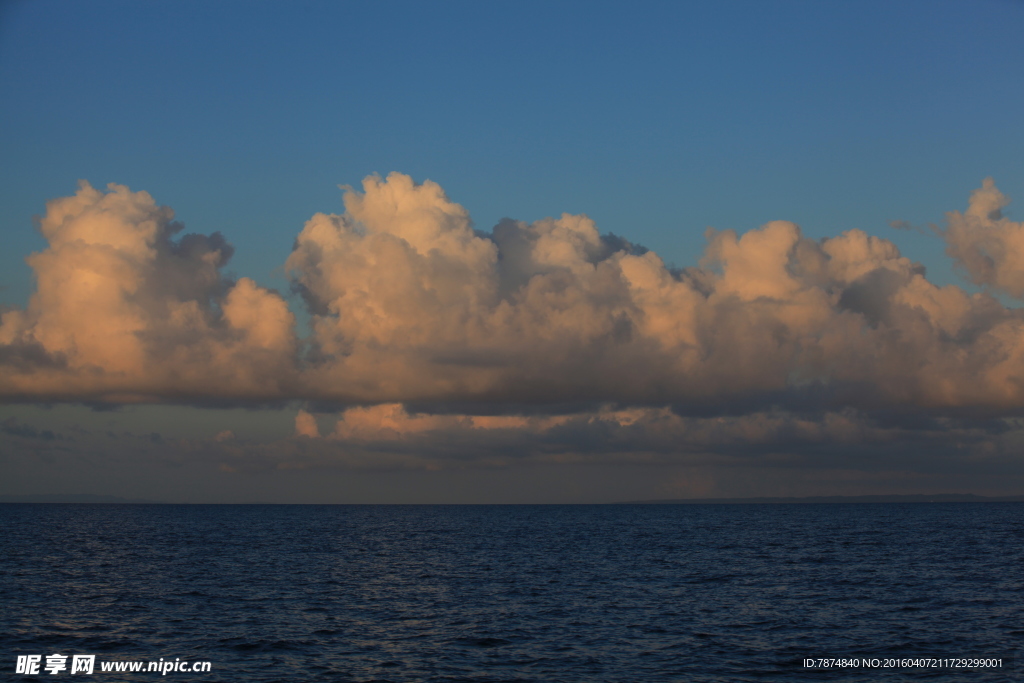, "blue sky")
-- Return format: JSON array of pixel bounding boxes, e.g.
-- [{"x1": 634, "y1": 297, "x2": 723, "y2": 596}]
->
[
  {"x1": 3, "y1": 0, "x2": 1021, "y2": 302},
  {"x1": 2, "y1": 0, "x2": 1024, "y2": 502}
]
